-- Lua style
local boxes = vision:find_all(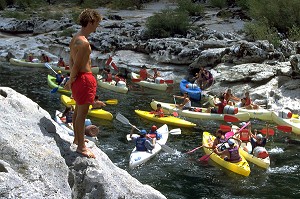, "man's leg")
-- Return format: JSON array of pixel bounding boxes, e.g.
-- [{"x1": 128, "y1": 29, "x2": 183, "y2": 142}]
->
[{"x1": 74, "y1": 104, "x2": 95, "y2": 158}]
